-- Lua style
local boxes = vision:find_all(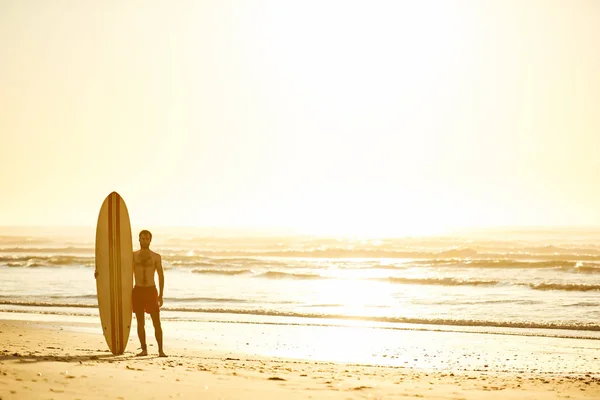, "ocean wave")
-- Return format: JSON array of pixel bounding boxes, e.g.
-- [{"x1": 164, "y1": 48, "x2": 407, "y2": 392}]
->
[
  {"x1": 165, "y1": 296, "x2": 250, "y2": 303},
  {"x1": 0, "y1": 300, "x2": 97, "y2": 308},
  {"x1": 340, "y1": 263, "x2": 412, "y2": 270},
  {"x1": 191, "y1": 269, "x2": 254, "y2": 276},
  {"x1": 191, "y1": 269, "x2": 327, "y2": 280},
  {"x1": 188, "y1": 269, "x2": 600, "y2": 292},
  {"x1": 563, "y1": 301, "x2": 600, "y2": 307},
  {"x1": 299, "y1": 303, "x2": 346, "y2": 308},
  {"x1": 2, "y1": 300, "x2": 599, "y2": 332},
  {"x1": 528, "y1": 283, "x2": 600, "y2": 292},
  {"x1": 210, "y1": 257, "x2": 285, "y2": 265},
  {"x1": 562, "y1": 264, "x2": 600, "y2": 274},
  {"x1": 0, "y1": 296, "x2": 298, "y2": 307},
  {"x1": 169, "y1": 261, "x2": 215, "y2": 268},
  {"x1": 0, "y1": 247, "x2": 92, "y2": 254},
  {"x1": 383, "y1": 277, "x2": 498, "y2": 286},
  {"x1": 520, "y1": 245, "x2": 600, "y2": 255},
  {"x1": 406, "y1": 259, "x2": 600, "y2": 272},
  {"x1": 187, "y1": 249, "x2": 600, "y2": 261},
  {"x1": 448, "y1": 299, "x2": 543, "y2": 306},
  {"x1": 3, "y1": 249, "x2": 600, "y2": 276},
  {"x1": 381, "y1": 277, "x2": 600, "y2": 292},
  {"x1": 0, "y1": 247, "x2": 488, "y2": 258},
  {"x1": 435, "y1": 248, "x2": 479, "y2": 257},
  {"x1": 48, "y1": 294, "x2": 97, "y2": 300},
  {"x1": 169, "y1": 257, "x2": 285, "y2": 268},
  {"x1": 260, "y1": 271, "x2": 326, "y2": 280},
  {"x1": 162, "y1": 308, "x2": 600, "y2": 332},
  {"x1": 4, "y1": 246, "x2": 600, "y2": 266},
  {"x1": 0, "y1": 237, "x2": 56, "y2": 246},
  {"x1": 0, "y1": 255, "x2": 94, "y2": 267}
]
